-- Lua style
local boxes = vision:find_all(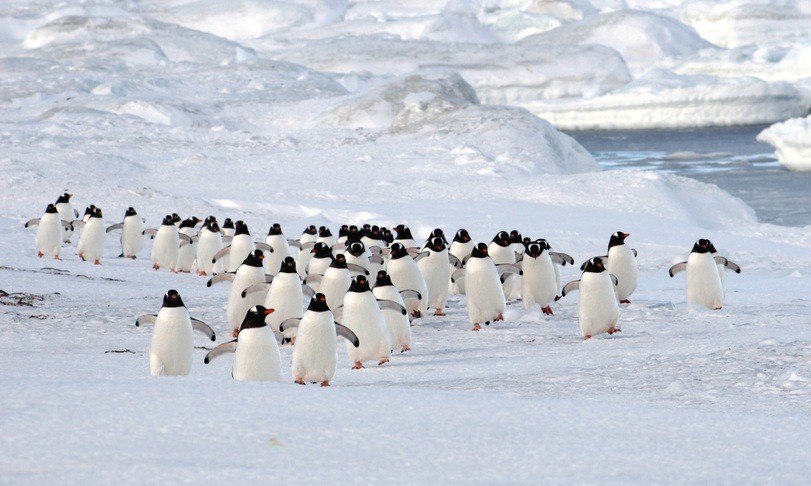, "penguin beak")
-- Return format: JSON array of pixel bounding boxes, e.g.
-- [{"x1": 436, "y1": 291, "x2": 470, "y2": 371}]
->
[
  {"x1": 623, "y1": 233, "x2": 630, "y2": 238},
  {"x1": 263, "y1": 308, "x2": 275, "y2": 316},
  {"x1": 311, "y1": 248, "x2": 317, "y2": 254}
]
